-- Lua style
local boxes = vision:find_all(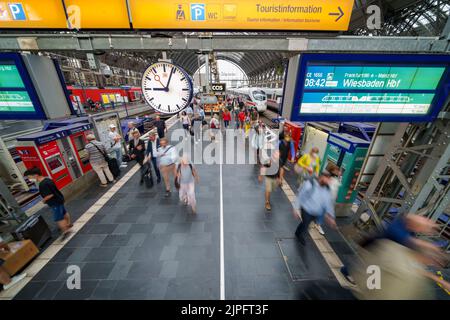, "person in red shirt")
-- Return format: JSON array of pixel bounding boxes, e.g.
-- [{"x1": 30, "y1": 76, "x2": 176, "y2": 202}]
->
[
  {"x1": 222, "y1": 109, "x2": 232, "y2": 128},
  {"x1": 238, "y1": 109, "x2": 246, "y2": 131}
]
